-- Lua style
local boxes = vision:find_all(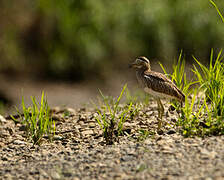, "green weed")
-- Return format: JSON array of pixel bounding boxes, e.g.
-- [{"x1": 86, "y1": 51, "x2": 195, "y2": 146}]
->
[
  {"x1": 11, "y1": 92, "x2": 55, "y2": 145},
  {"x1": 203, "y1": 96, "x2": 224, "y2": 135},
  {"x1": 176, "y1": 89, "x2": 205, "y2": 137},
  {"x1": 137, "y1": 129, "x2": 155, "y2": 141},
  {"x1": 179, "y1": 91, "x2": 224, "y2": 137},
  {"x1": 210, "y1": 0, "x2": 224, "y2": 23},
  {"x1": 94, "y1": 84, "x2": 137, "y2": 144},
  {"x1": 193, "y1": 49, "x2": 224, "y2": 102},
  {"x1": 176, "y1": 50, "x2": 224, "y2": 137}
]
